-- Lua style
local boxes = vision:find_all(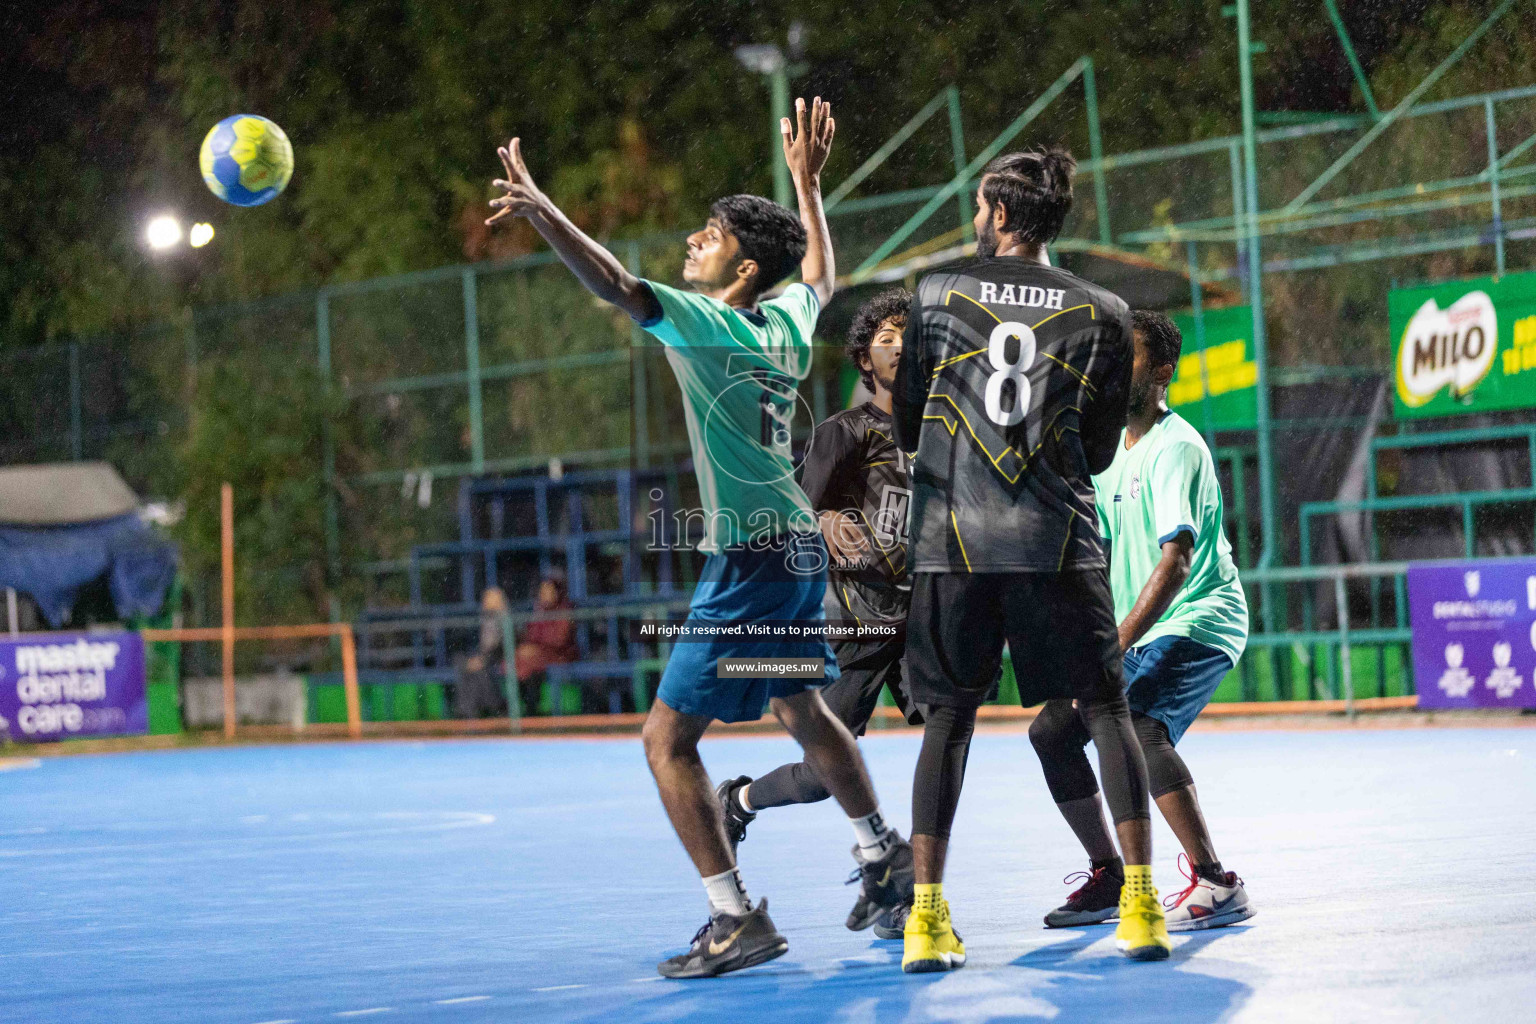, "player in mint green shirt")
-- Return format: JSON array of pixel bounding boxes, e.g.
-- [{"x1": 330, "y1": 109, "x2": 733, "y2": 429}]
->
[
  {"x1": 1029, "y1": 310, "x2": 1256, "y2": 934},
  {"x1": 485, "y1": 98, "x2": 912, "y2": 979}
]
